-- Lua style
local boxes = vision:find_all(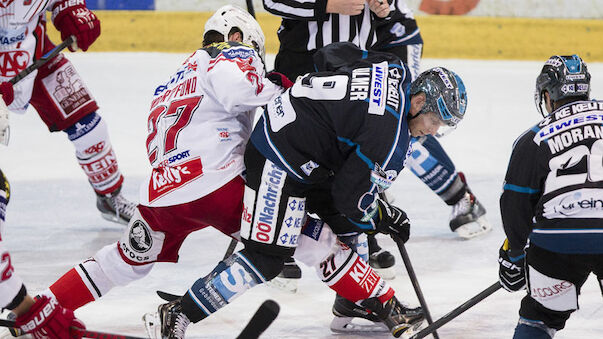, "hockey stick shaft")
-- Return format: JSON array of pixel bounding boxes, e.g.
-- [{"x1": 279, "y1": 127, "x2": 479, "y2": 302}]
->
[
  {"x1": 409, "y1": 282, "x2": 502, "y2": 339},
  {"x1": 0, "y1": 319, "x2": 146, "y2": 339},
  {"x1": 223, "y1": 238, "x2": 238, "y2": 260},
  {"x1": 393, "y1": 236, "x2": 440, "y2": 339},
  {"x1": 246, "y1": 0, "x2": 256, "y2": 18},
  {"x1": 9, "y1": 35, "x2": 74, "y2": 85}
]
